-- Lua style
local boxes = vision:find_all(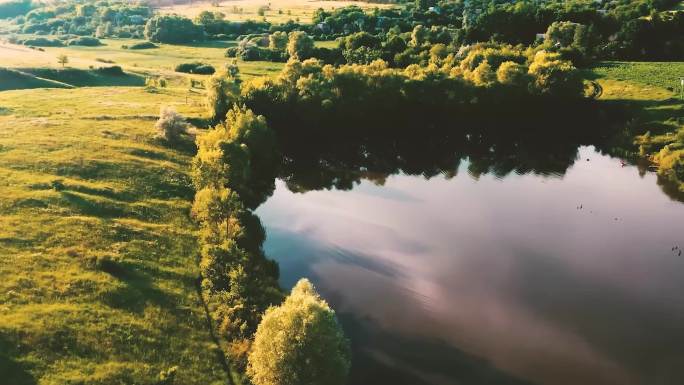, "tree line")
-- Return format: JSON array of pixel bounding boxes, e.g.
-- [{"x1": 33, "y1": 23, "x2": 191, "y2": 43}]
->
[{"x1": 191, "y1": 106, "x2": 351, "y2": 385}]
